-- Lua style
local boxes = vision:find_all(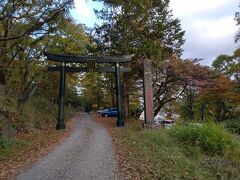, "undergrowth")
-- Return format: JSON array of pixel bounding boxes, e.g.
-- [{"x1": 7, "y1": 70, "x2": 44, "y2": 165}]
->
[
  {"x1": 0, "y1": 136, "x2": 28, "y2": 161},
  {"x1": 171, "y1": 122, "x2": 236, "y2": 155},
  {"x1": 0, "y1": 91, "x2": 75, "y2": 162},
  {"x1": 115, "y1": 121, "x2": 240, "y2": 180},
  {"x1": 224, "y1": 119, "x2": 240, "y2": 134}
]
